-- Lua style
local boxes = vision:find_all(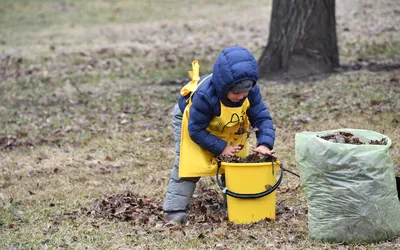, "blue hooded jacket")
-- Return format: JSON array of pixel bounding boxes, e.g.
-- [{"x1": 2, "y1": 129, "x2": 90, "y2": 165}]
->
[{"x1": 178, "y1": 46, "x2": 275, "y2": 156}]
